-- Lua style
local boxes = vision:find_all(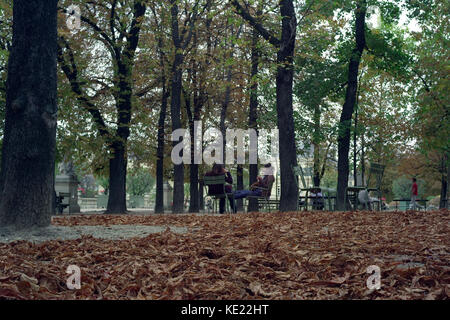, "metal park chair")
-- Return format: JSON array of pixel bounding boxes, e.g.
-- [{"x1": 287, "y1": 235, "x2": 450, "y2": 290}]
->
[
  {"x1": 345, "y1": 162, "x2": 385, "y2": 211},
  {"x1": 203, "y1": 175, "x2": 235, "y2": 214},
  {"x1": 365, "y1": 162, "x2": 386, "y2": 211},
  {"x1": 245, "y1": 177, "x2": 276, "y2": 213},
  {"x1": 292, "y1": 164, "x2": 336, "y2": 211}
]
